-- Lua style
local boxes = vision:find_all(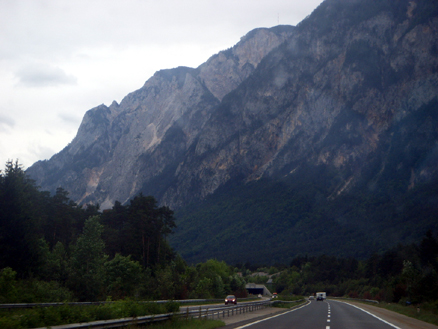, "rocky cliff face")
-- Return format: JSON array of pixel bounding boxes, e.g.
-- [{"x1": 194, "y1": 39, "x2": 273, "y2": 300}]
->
[
  {"x1": 27, "y1": 26, "x2": 294, "y2": 209},
  {"x1": 160, "y1": 0, "x2": 438, "y2": 209}
]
